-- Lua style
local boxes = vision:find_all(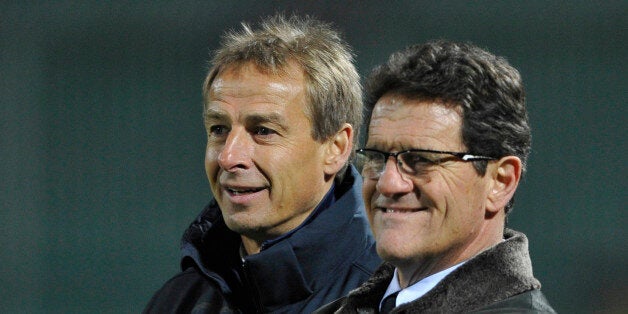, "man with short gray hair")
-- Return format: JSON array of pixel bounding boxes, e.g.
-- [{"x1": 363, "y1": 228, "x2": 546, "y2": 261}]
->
[{"x1": 145, "y1": 14, "x2": 380, "y2": 313}]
